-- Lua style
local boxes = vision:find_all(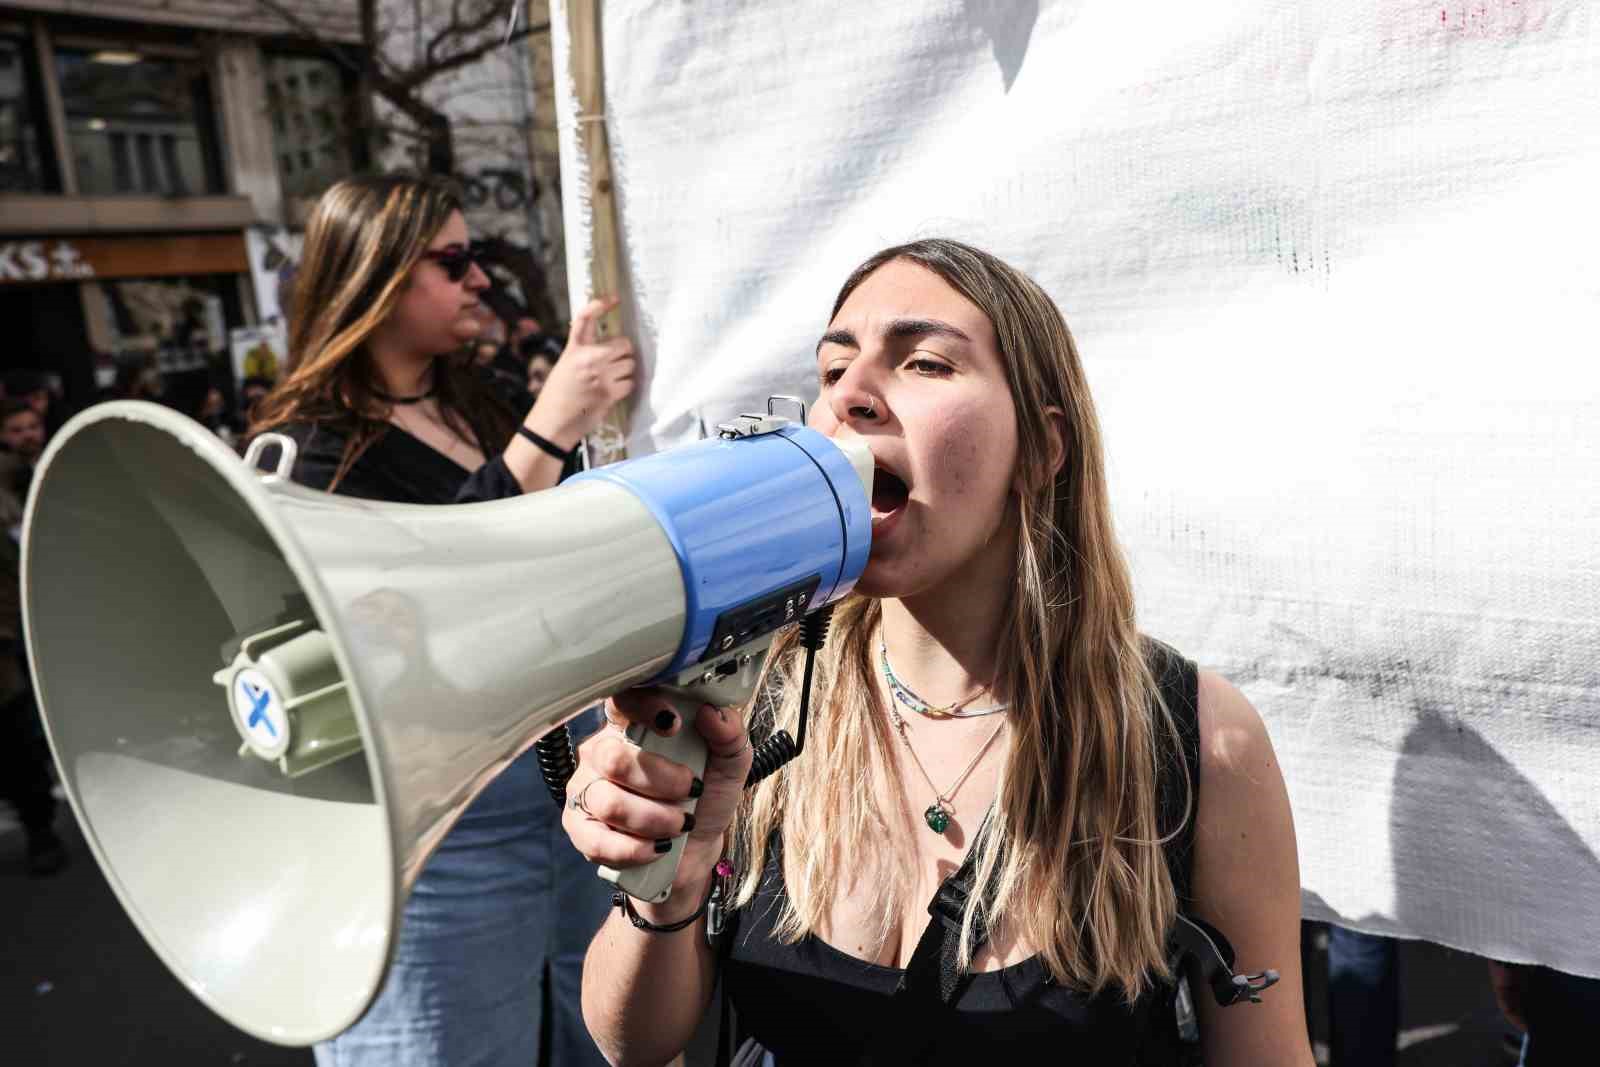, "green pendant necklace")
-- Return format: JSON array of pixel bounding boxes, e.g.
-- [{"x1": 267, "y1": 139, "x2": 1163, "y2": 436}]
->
[{"x1": 887, "y1": 703, "x2": 1007, "y2": 833}]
